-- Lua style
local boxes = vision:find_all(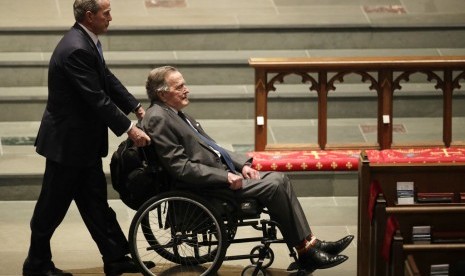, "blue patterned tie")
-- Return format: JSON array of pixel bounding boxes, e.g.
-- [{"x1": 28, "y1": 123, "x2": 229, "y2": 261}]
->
[
  {"x1": 178, "y1": 111, "x2": 236, "y2": 173},
  {"x1": 96, "y1": 40, "x2": 104, "y2": 63}
]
